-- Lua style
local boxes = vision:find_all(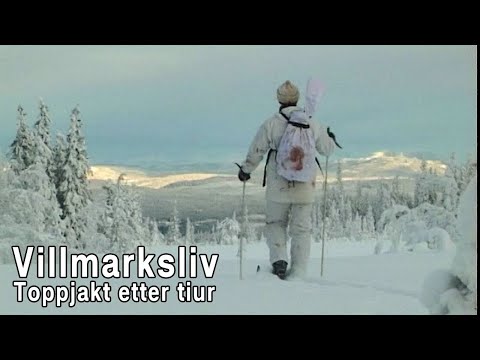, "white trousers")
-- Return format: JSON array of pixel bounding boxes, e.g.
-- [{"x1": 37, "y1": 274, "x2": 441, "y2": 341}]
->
[{"x1": 265, "y1": 200, "x2": 313, "y2": 276}]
